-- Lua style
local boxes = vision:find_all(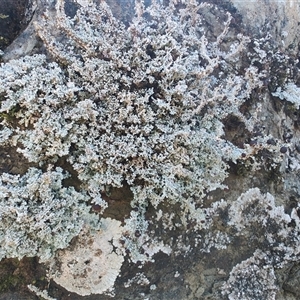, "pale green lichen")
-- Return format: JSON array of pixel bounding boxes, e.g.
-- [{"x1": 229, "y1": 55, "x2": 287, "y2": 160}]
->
[
  {"x1": 0, "y1": 0, "x2": 263, "y2": 292},
  {"x1": 0, "y1": 14, "x2": 8, "y2": 19}
]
